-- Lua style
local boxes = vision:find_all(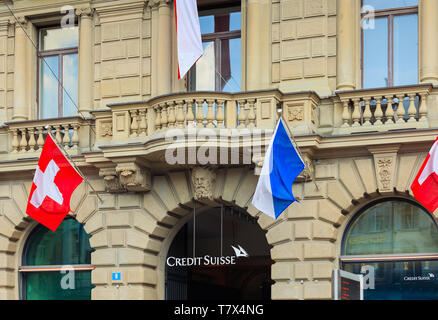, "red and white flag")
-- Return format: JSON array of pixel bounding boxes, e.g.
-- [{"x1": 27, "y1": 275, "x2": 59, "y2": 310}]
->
[
  {"x1": 26, "y1": 133, "x2": 84, "y2": 231},
  {"x1": 411, "y1": 137, "x2": 438, "y2": 213},
  {"x1": 175, "y1": 0, "x2": 203, "y2": 79}
]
